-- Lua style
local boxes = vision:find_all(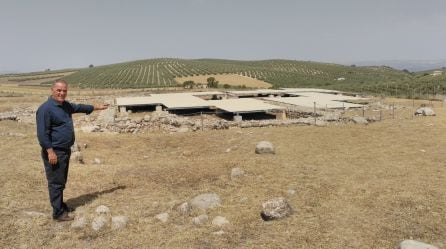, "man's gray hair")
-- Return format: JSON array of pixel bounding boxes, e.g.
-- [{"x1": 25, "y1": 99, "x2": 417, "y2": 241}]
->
[{"x1": 52, "y1": 79, "x2": 68, "y2": 87}]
